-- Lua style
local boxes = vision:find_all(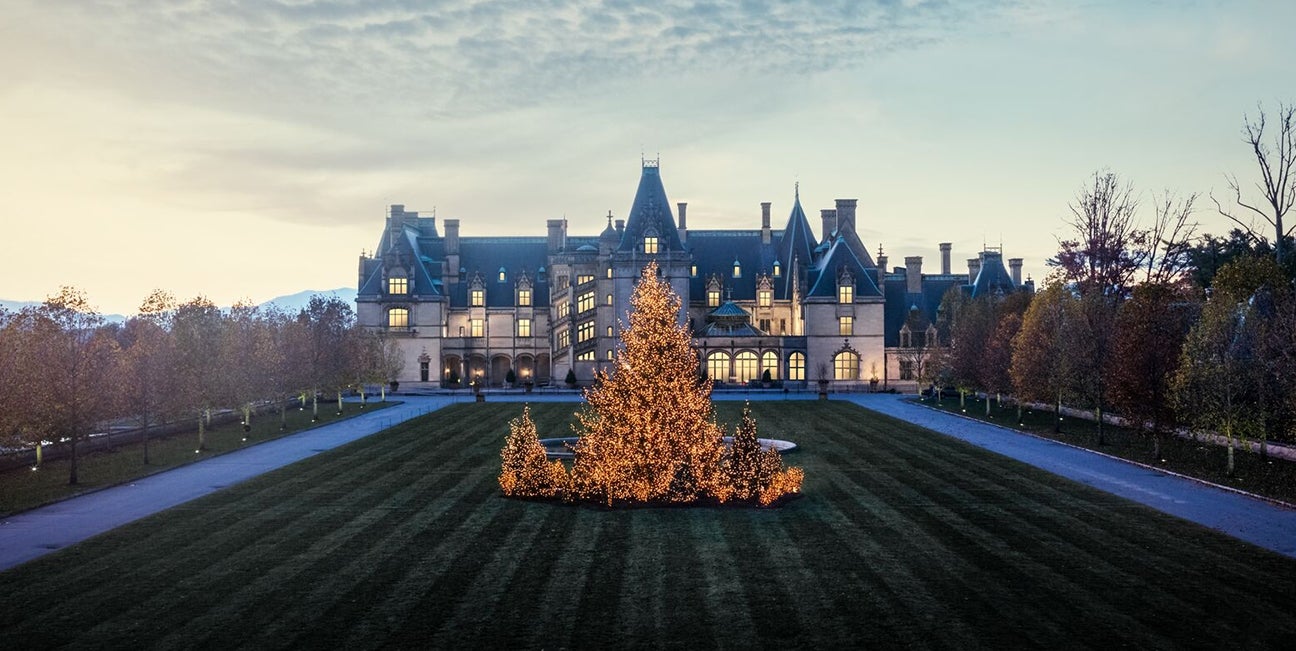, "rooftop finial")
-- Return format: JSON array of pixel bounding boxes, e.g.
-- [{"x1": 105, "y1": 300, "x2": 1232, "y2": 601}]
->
[{"x1": 794, "y1": 181, "x2": 800, "y2": 201}]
